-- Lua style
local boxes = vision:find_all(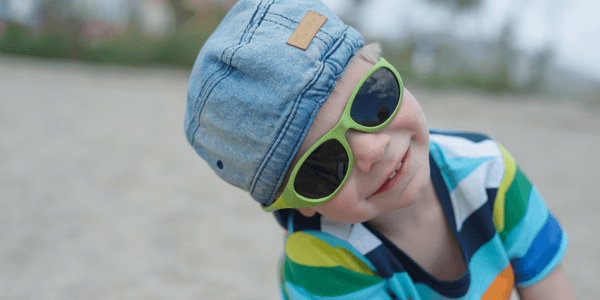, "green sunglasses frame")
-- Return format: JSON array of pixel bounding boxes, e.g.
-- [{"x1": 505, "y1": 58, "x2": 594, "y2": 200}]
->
[{"x1": 262, "y1": 58, "x2": 404, "y2": 212}]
